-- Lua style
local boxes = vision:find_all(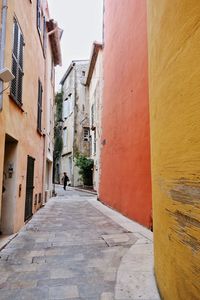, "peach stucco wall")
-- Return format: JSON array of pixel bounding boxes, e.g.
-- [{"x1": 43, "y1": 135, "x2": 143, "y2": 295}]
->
[
  {"x1": 99, "y1": 0, "x2": 152, "y2": 228},
  {"x1": 0, "y1": 0, "x2": 48, "y2": 233}
]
